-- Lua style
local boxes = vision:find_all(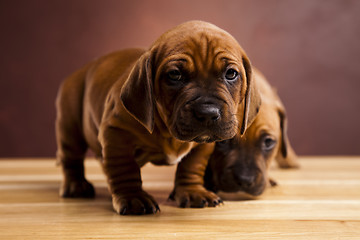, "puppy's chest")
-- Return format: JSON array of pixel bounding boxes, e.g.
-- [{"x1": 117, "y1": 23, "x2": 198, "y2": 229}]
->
[
  {"x1": 135, "y1": 139, "x2": 194, "y2": 167},
  {"x1": 164, "y1": 150, "x2": 189, "y2": 165}
]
